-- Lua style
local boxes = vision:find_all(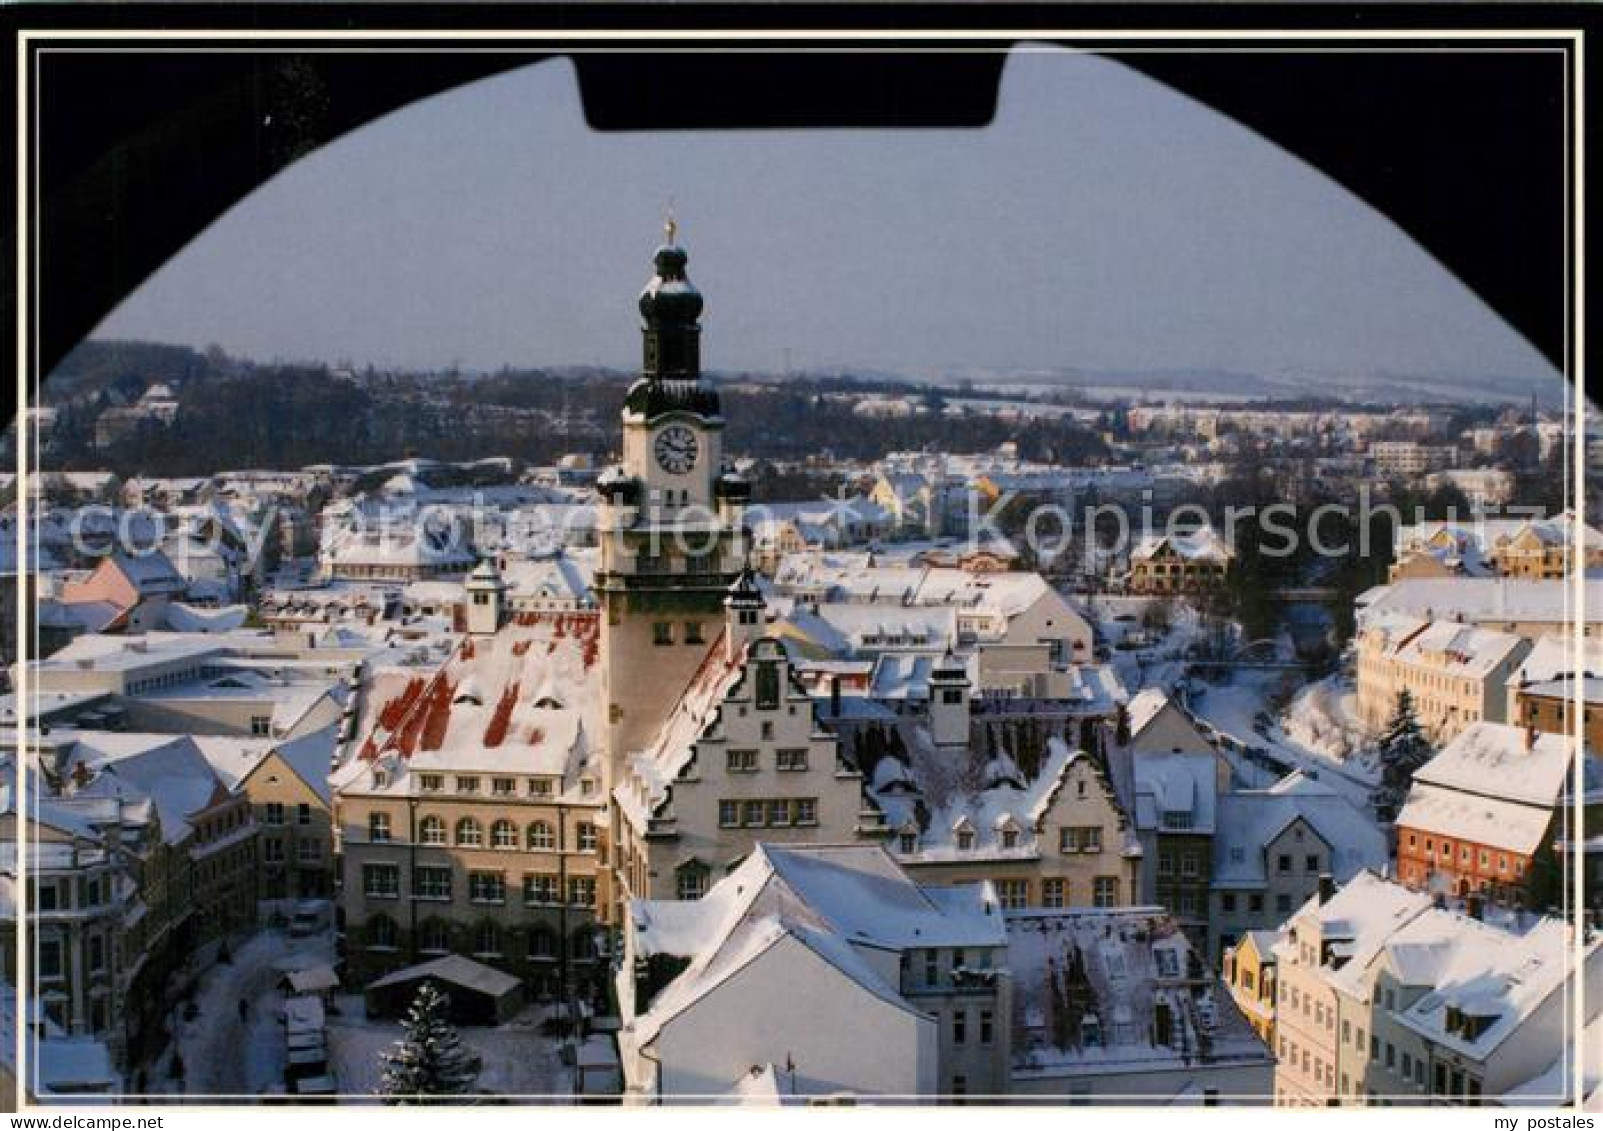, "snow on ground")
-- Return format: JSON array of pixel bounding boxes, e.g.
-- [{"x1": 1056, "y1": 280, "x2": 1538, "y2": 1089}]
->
[
  {"x1": 327, "y1": 994, "x2": 573, "y2": 1102},
  {"x1": 1089, "y1": 596, "x2": 1217, "y2": 692},
  {"x1": 171, "y1": 926, "x2": 334, "y2": 1100},
  {"x1": 1279, "y1": 675, "x2": 1371, "y2": 766},
  {"x1": 1188, "y1": 671, "x2": 1378, "y2": 810}
]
